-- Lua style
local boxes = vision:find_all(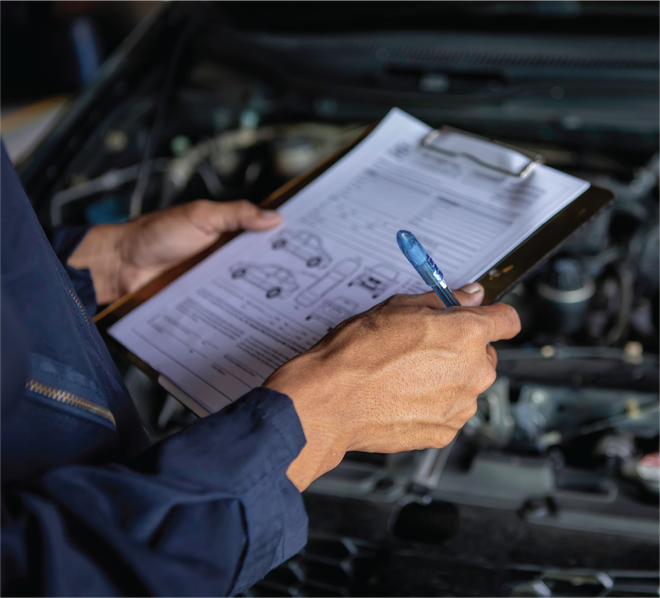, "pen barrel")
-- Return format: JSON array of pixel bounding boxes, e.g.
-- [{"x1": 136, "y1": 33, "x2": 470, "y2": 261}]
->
[
  {"x1": 433, "y1": 284, "x2": 461, "y2": 307},
  {"x1": 414, "y1": 264, "x2": 439, "y2": 287}
]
